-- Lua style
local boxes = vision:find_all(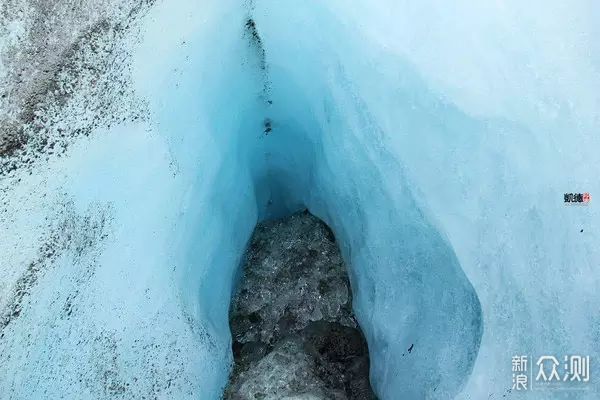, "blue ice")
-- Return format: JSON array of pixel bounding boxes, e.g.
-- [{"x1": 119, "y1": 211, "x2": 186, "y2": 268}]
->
[{"x1": 1, "y1": 0, "x2": 599, "y2": 399}]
